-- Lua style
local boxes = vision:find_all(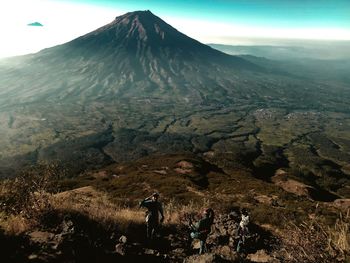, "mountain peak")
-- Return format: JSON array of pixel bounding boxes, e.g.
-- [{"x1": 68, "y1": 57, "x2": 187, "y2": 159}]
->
[
  {"x1": 106, "y1": 10, "x2": 179, "y2": 44},
  {"x1": 114, "y1": 10, "x2": 155, "y2": 22},
  {"x1": 120, "y1": 10, "x2": 154, "y2": 17},
  {"x1": 51, "y1": 10, "x2": 256, "y2": 73}
]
